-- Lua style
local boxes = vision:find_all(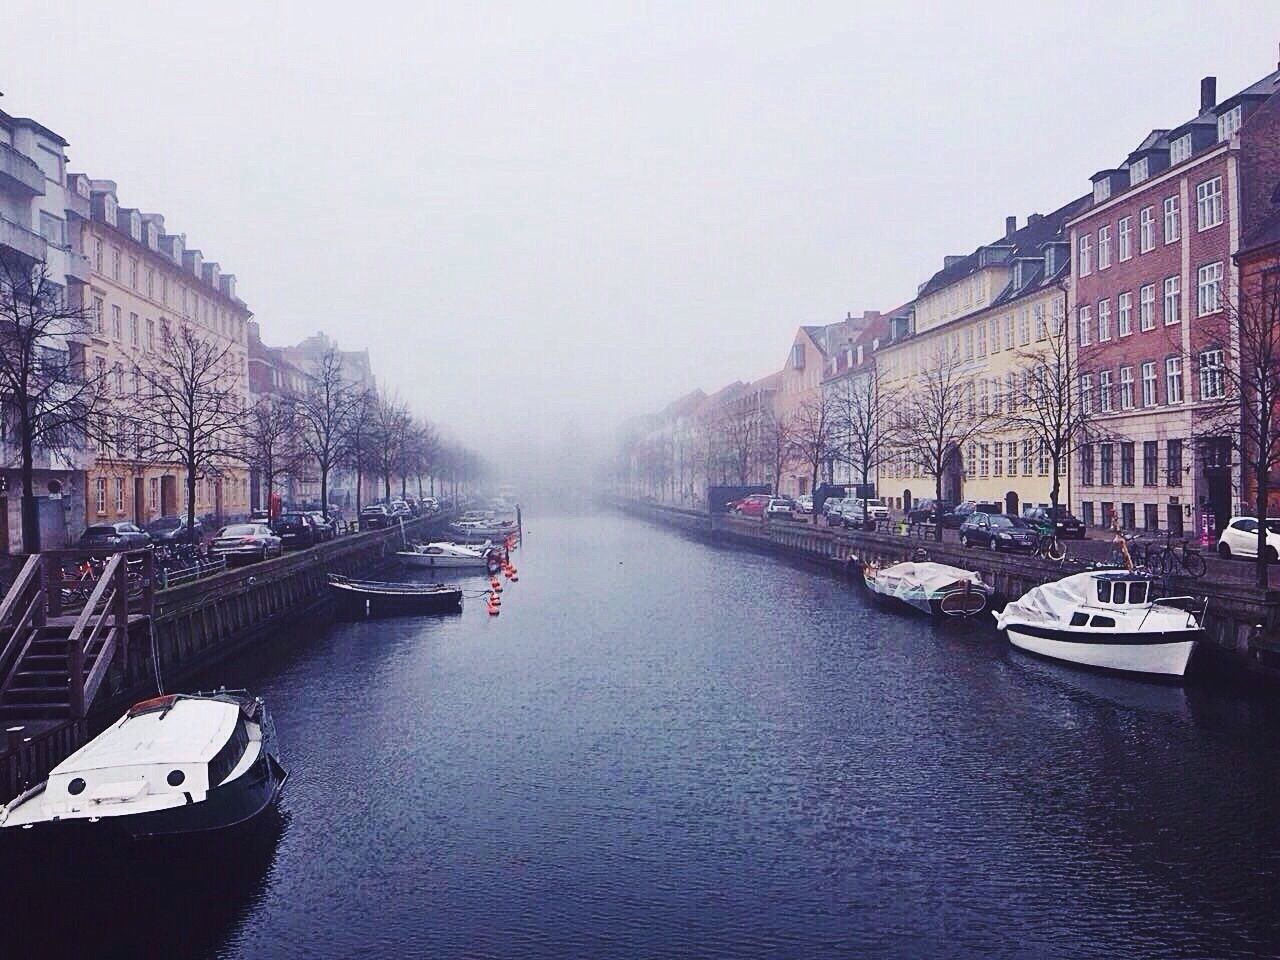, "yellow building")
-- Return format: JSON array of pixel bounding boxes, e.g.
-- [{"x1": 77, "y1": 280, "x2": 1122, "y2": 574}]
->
[
  {"x1": 75, "y1": 175, "x2": 252, "y2": 527},
  {"x1": 878, "y1": 203, "x2": 1086, "y2": 515}
]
